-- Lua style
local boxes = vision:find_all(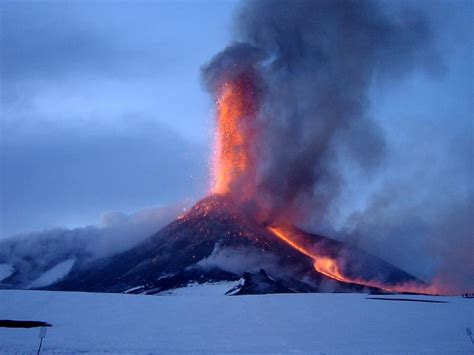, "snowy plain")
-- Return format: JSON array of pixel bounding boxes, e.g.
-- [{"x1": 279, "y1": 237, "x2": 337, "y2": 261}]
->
[{"x1": 0, "y1": 288, "x2": 472, "y2": 354}]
